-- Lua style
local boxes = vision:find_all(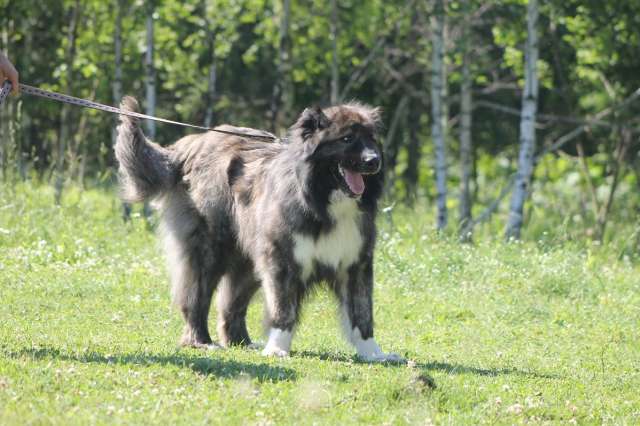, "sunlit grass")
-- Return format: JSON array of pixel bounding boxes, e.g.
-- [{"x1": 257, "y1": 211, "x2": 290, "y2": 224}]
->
[{"x1": 0, "y1": 182, "x2": 639, "y2": 424}]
